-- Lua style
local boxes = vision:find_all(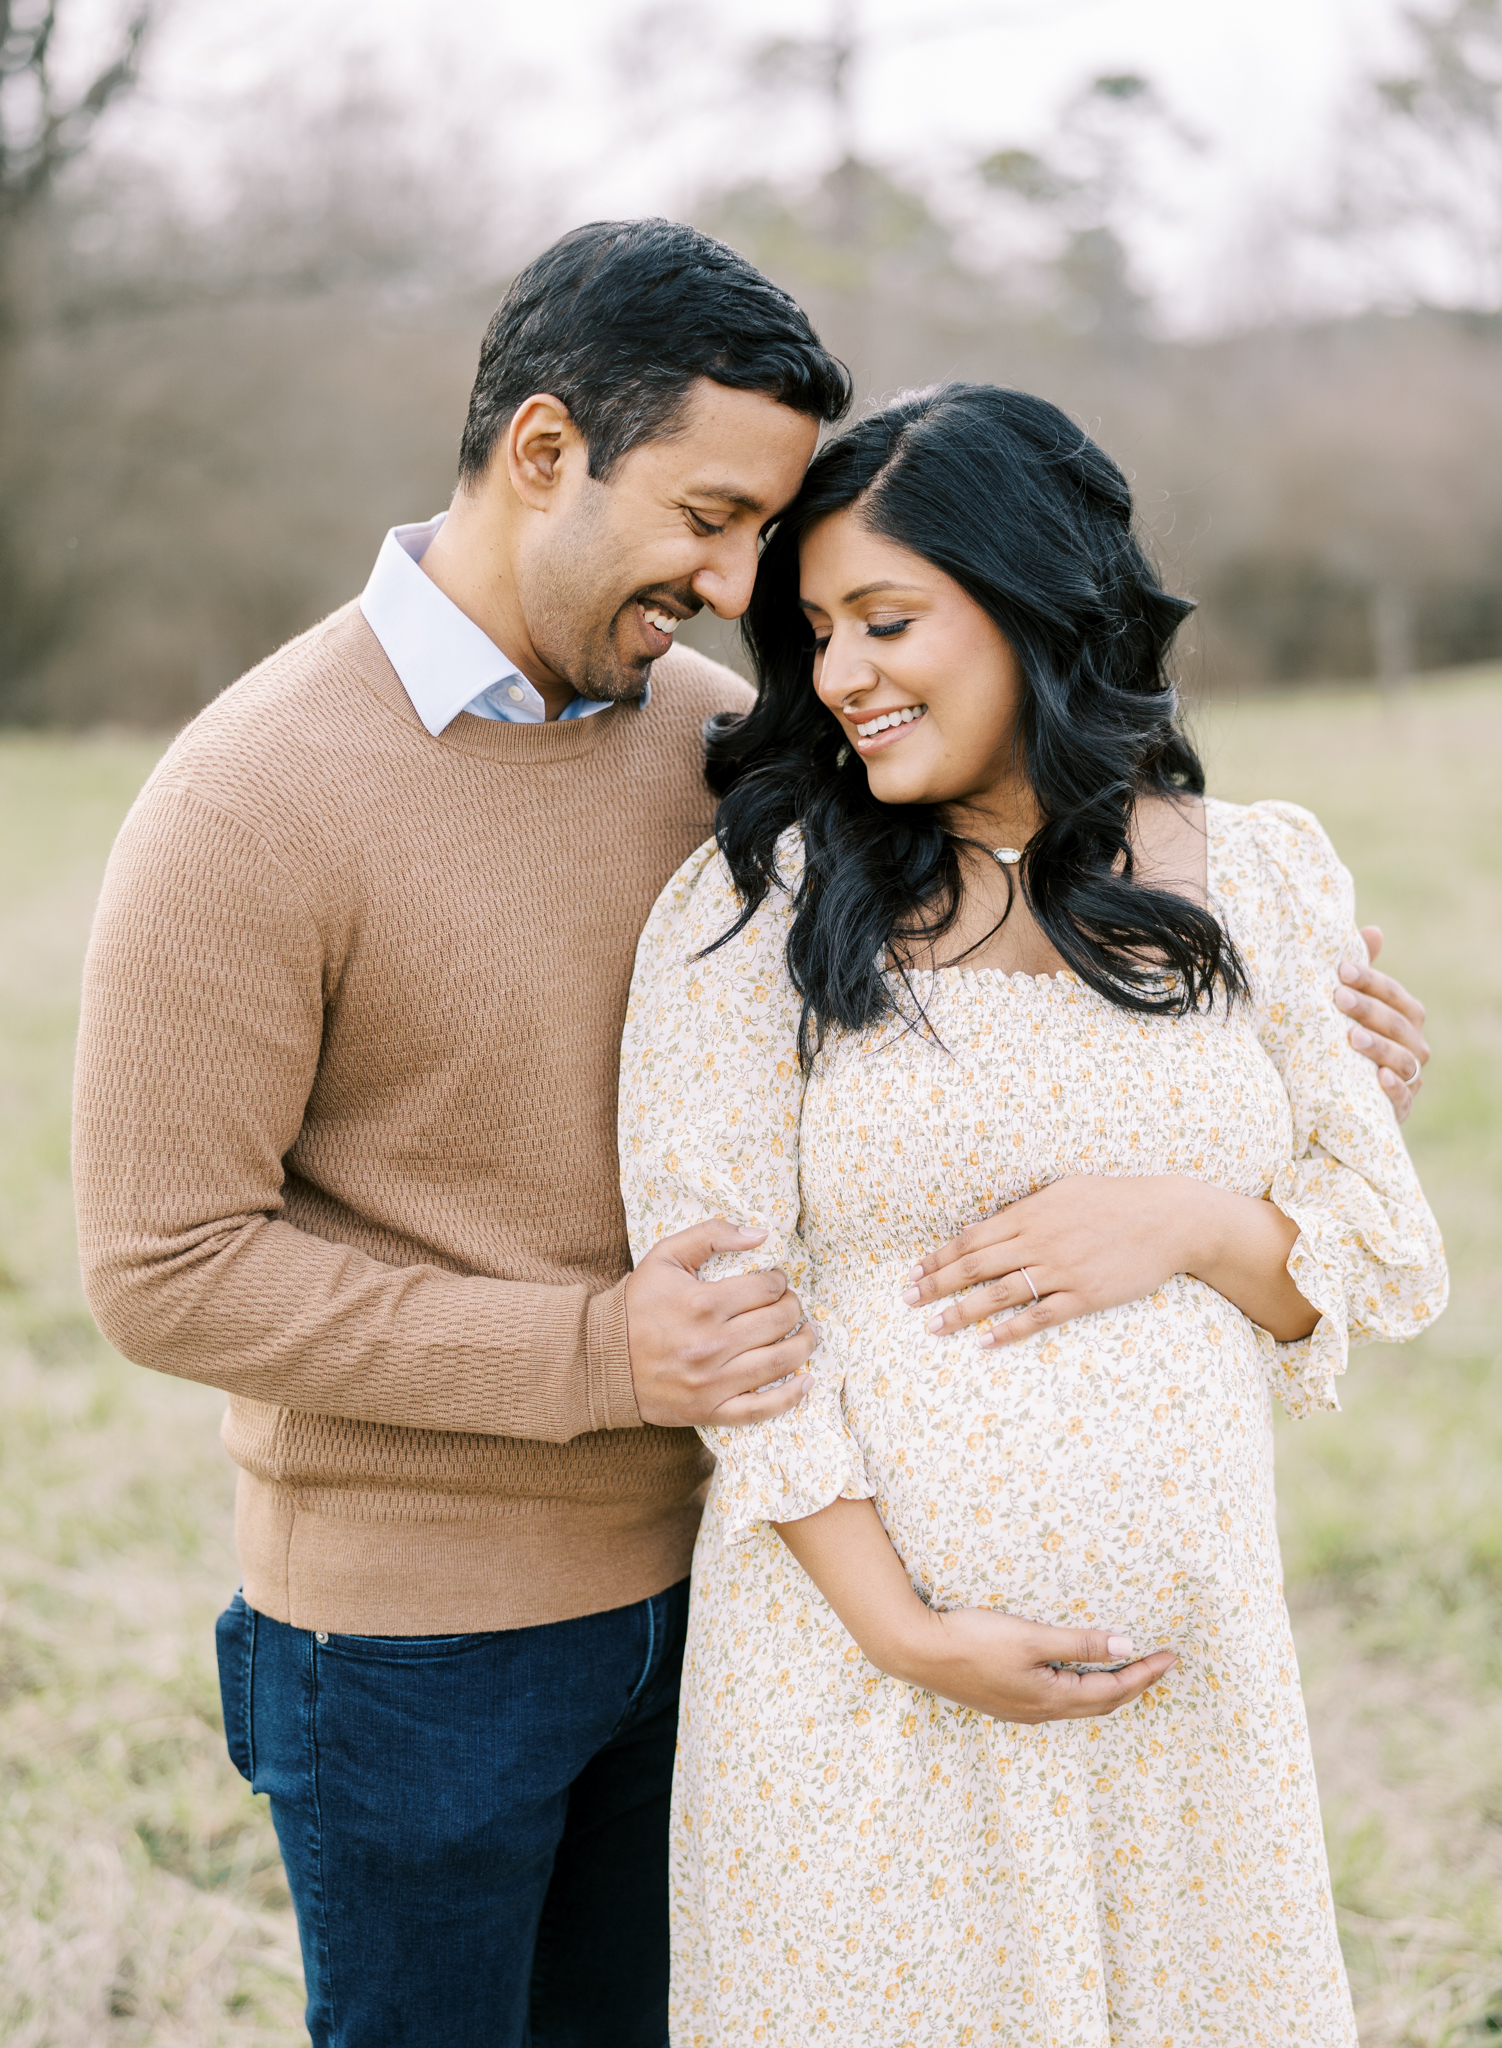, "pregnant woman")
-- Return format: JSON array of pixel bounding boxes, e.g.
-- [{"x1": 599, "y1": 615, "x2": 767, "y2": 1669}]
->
[{"x1": 618, "y1": 384, "x2": 1446, "y2": 2045}]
